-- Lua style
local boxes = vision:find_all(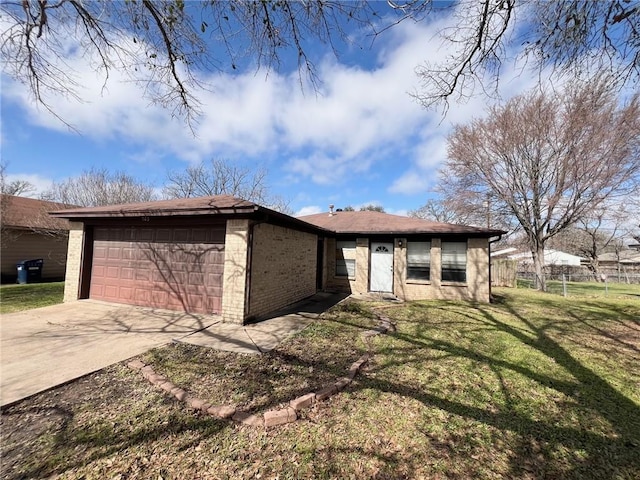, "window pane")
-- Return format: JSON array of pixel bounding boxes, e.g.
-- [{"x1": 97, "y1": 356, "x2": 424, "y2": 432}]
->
[
  {"x1": 441, "y1": 268, "x2": 466, "y2": 282},
  {"x1": 407, "y1": 241, "x2": 430, "y2": 280},
  {"x1": 407, "y1": 241, "x2": 430, "y2": 263},
  {"x1": 408, "y1": 266, "x2": 430, "y2": 280},
  {"x1": 336, "y1": 259, "x2": 355, "y2": 277},
  {"x1": 442, "y1": 241, "x2": 467, "y2": 282}
]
